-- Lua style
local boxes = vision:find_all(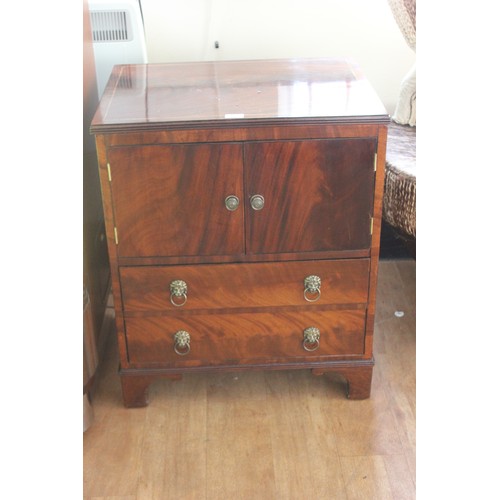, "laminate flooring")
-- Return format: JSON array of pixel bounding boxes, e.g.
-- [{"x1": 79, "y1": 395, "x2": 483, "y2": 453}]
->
[{"x1": 83, "y1": 259, "x2": 416, "y2": 500}]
